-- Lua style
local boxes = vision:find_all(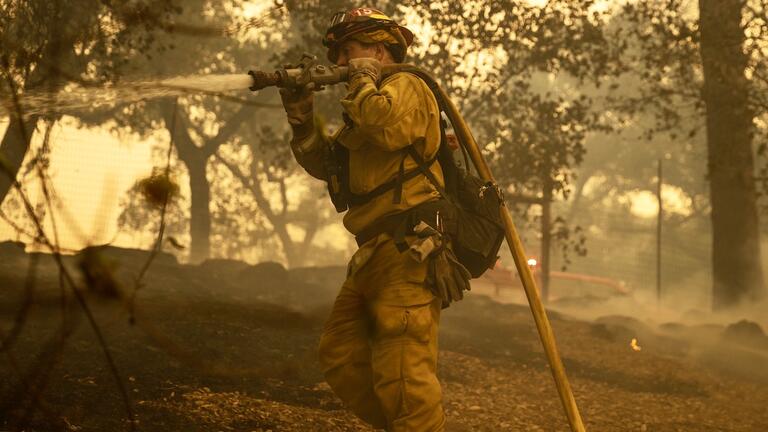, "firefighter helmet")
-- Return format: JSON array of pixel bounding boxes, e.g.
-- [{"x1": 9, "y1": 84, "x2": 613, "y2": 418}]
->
[{"x1": 322, "y1": 7, "x2": 414, "y2": 63}]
